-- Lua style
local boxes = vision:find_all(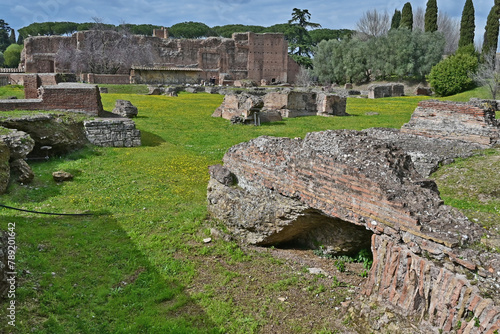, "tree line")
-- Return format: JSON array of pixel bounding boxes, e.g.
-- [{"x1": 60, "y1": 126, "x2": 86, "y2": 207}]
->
[
  {"x1": 0, "y1": 19, "x2": 23, "y2": 68},
  {"x1": 313, "y1": 0, "x2": 500, "y2": 99}
]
